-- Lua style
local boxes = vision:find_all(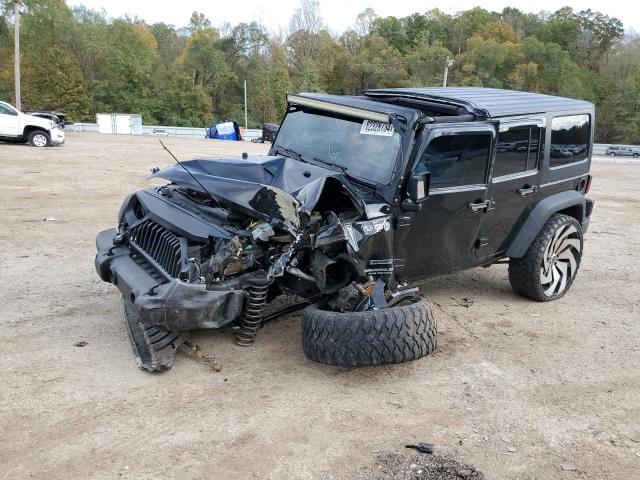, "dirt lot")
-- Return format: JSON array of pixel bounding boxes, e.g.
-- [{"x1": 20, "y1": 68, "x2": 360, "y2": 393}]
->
[{"x1": 1, "y1": 133, "x2": 639, "y2": 480}]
